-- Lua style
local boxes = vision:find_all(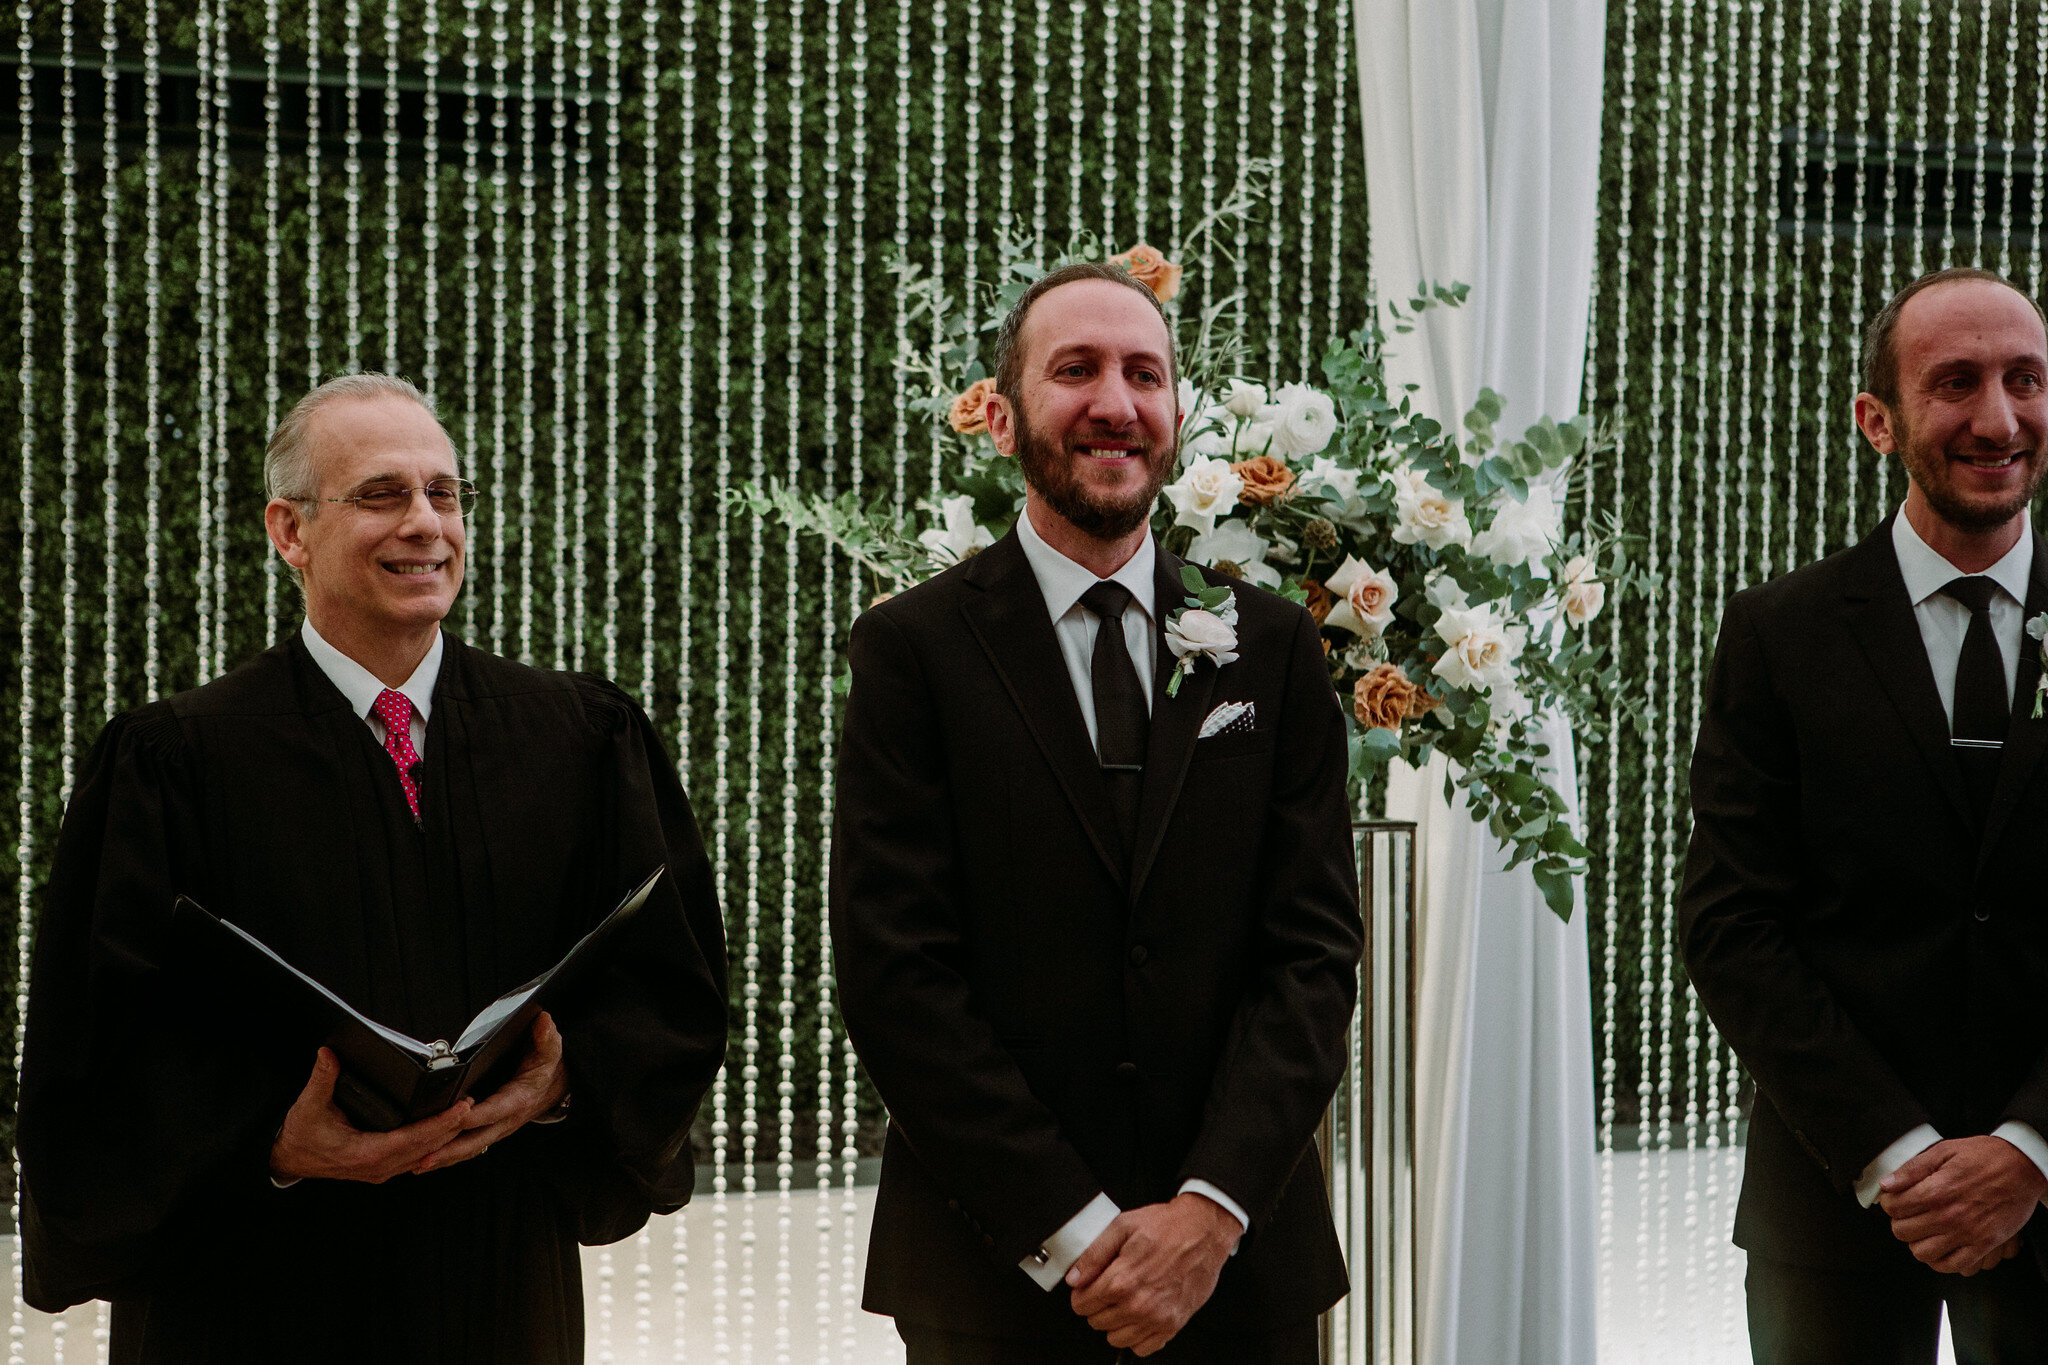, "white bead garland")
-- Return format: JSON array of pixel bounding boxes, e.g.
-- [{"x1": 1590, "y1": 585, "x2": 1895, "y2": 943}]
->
[
  {"x1": 99, "y1": 0, "x2": 119, "y2": 721},
  {"x1": 142, "y1": 0, "x2": 162, "y2": 701},
  {"x1": 1264, "y1": 0, "x2": 1285, "y2": 378},
  {"x1": 572, "y1": 0, "x2": 594, "y2": 673},
  {"x1": 424, "y1": 0, "x2": 444, "y2": 400},
  {"x1": 345, "y1": 0, "x2": 365, "y2": 372},
  {"x1": 550, "y1": 0, "x2": 571, "y2": 671},
  {"x1": 639, "y1": 4, "x2": 658, "y2": 711},
  {"x1": 461, "y1": 0, "x2": 484, "y2": 637},
  {"x1": 195, "y1": 0, "x2": 217, "y2": 684},
  {"x1": 489, "y1": 0, "x2": 512, "y2": 655},
  {"x1": 11, "y1": 6, "x2": 37, "y2": 1353},
  {"x1": 672, "y1": 0, "x2": 700, "y2": 1342},
  {"x1": 776, "y1": 2, "x2": 804, "y2": 1357},
  {"x1": 384, "y1": 0, "x2": 402, "y2": 373},
  {"x1": 263, "y1": 0, "x2": 283, "y2": 640},
  {"x1": 309, "y1": 0, "x2": 328, "y2": 389},
  {"x1": 59, "y1": 0, "x2": 80, "y2": 796},
  {"x1": 517, "y1": 0, "x2": 540, "y2": 668}
]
